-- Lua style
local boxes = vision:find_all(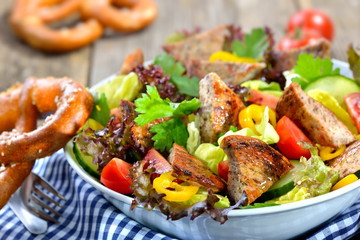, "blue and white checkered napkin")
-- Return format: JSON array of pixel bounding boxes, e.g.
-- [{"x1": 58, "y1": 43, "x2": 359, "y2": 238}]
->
[{"x1": 0, "y1": 151, "x2": 359, "y2": 240}]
